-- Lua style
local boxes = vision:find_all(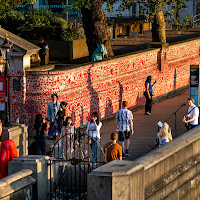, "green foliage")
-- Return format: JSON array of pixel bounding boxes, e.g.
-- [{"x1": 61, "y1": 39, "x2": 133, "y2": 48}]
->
[
  {"x1": 0, "y1": 10, "x2": 25, "y2": 34},
  {"x1": 27, "y1": 0, "x2": 37, "y2": 5},
  {"x1": 68, "y1": 0, "x2": 193, "y2": 34},
  {"x1": 0, "y1": 0, "x2": 25, "y2": 11},
  {"x1": 0, "y1": 7, "x2": 84, "y2": 41}
]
